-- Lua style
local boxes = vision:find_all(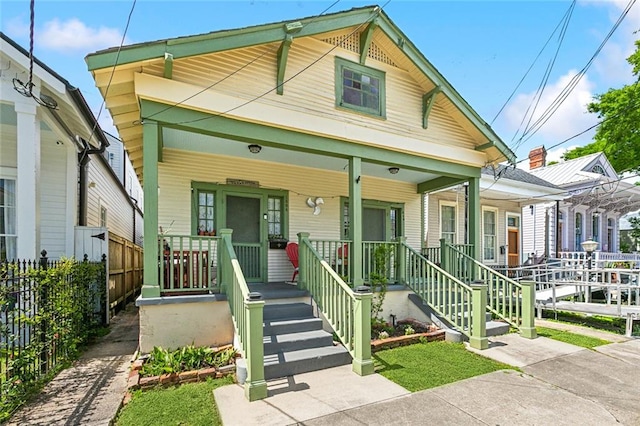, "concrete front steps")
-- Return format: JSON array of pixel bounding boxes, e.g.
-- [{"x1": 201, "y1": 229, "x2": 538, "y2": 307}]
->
[
  {"x1": 263, "y1": 302, "x2": 352, "y2": 380},
  {"x1": 408, "y1": 293, "x2": 511, "y2": 340}
]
